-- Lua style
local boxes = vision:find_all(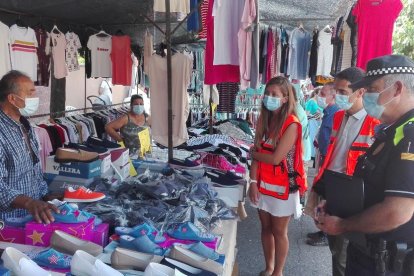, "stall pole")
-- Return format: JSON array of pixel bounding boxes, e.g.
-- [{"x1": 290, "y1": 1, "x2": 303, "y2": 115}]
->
[
  {"x1": 84, "y1": 65, "x2": 87, "y2": 112},
  {"x1": 209, "y1": 85, "x2": 213, "y2": 134},
  {"x1": 165, "y1": 0, "x2": 174, "y2": 162}
]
